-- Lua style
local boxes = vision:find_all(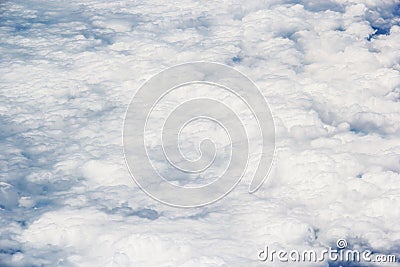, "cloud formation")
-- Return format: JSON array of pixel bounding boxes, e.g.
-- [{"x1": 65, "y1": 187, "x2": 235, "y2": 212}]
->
[{"x1": 0, "y1": 0, "x2": 399, "y2": 266}]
